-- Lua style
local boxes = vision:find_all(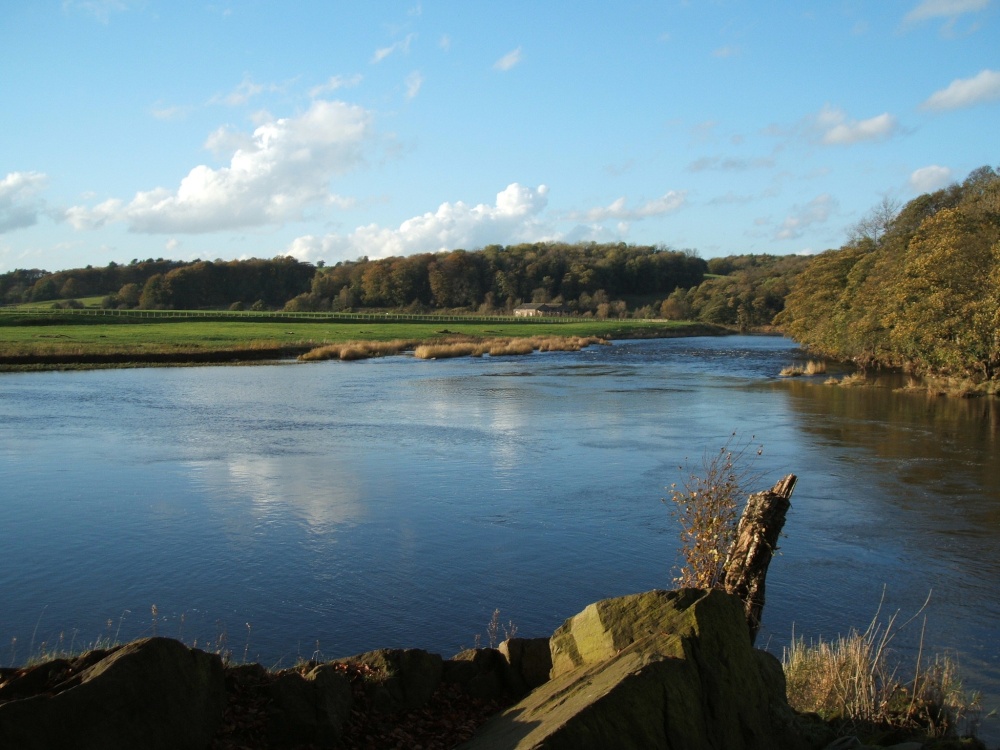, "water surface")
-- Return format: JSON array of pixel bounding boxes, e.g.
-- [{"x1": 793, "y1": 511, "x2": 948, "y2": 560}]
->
[{"x1": 1, "y1": 336, "x2": 997, "y2": 738}]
